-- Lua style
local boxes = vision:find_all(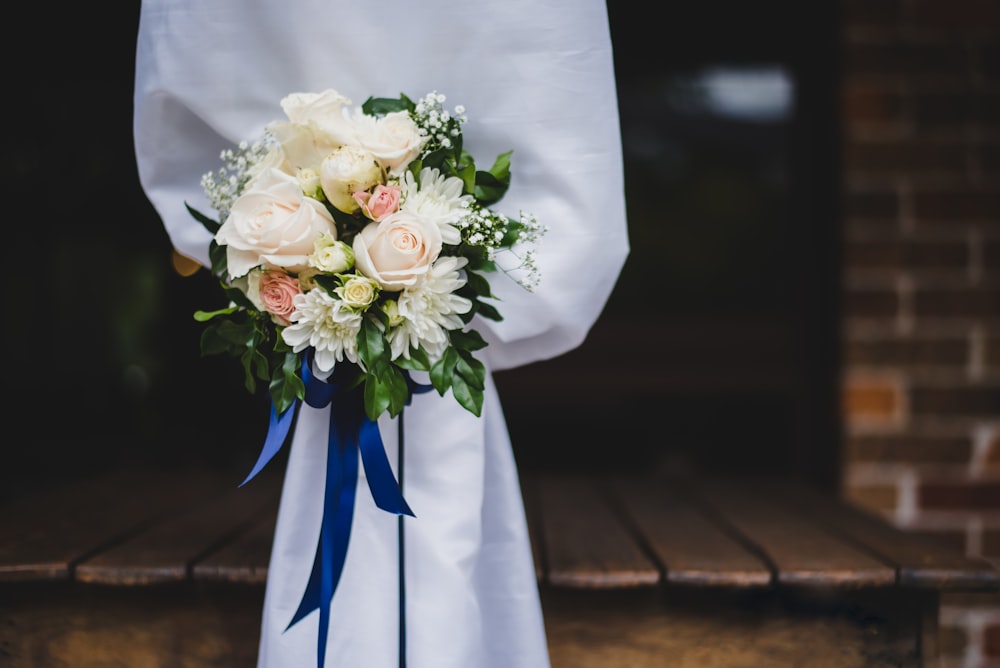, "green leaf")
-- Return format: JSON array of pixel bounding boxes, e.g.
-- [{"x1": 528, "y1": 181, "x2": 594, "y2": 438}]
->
[
  {"x1": 455, "y1": 350, "x2": 486, "y2": 391},
  {"x1": 394, "y1": 347, "x2": 431, "y2": 371},
  {"x1": 209, "y1": 240, "x2": 228, "y2": 277},
  {"x1": 429, "y1": 348, "x2": 459, "y2": 395},
  {"x1": 474, "y1": 300, "x2": 503, "y2": 322},
  {"x1": 194, "y1": 305, "x2": 238, "y2": 322},
  {"x1": 488, "y1": 150, "x2": 512, "y2": 183},
  {"x1": 363, "y1": 363, "x2": 409, "y2": 421},
  {"x1": 269, "y1": 352, "x2": 304, "y2": 415},
  {"x1": 450, "y1": 328, "x2": 489, "y2": 352},
  {"x1": 457, "y1": 157, "x2": 476, "y2": 195},
  {"x1": 474, "y1": 151, "x2": 512, "y2": 205},
  {"x1": 451, "y1": 373, "x2": 483, "y2": 417},
  {"x1": 463, "y1": 270, "x2": 494, "y2": 299},
  {"x1": 186, "y1": 203, "x2": 221, "y2": 234},
  {"x1": 357, "y1": 317, "x2": 388, "y2": 371},
  {"x1": 362, "y1": 94, "x2": 413, "y2": 116}
]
